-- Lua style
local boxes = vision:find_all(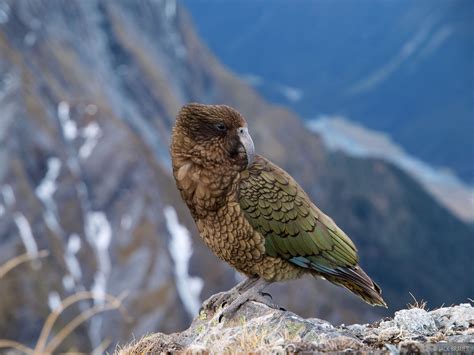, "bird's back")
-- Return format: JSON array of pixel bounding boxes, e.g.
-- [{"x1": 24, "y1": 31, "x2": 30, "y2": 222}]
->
[{"x1": 239, "y1": 155, "x2": 386, "y2": 307}]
